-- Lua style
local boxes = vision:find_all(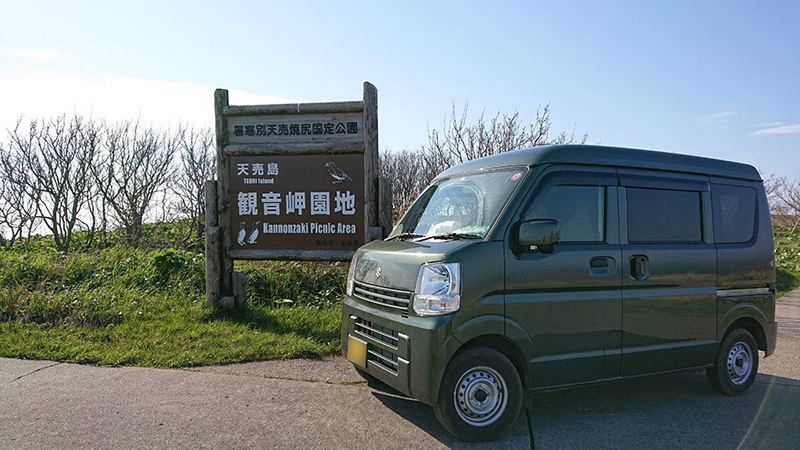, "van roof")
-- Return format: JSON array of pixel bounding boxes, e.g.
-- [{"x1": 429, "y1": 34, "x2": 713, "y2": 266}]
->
[{"x1": 437, "y1": 145, "x2": 762, "y2": 181}]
